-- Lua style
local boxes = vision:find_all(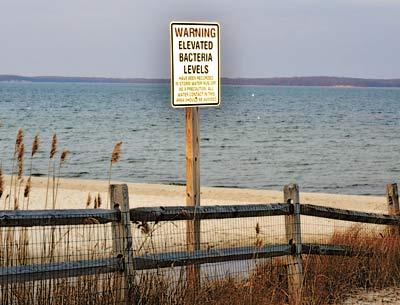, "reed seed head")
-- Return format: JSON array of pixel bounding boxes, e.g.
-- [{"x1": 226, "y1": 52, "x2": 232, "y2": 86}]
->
[
  {"x1": 111, "y1": 142, "x2": 122, "y2": 164},
  {"x1": 97, "y1": 193, "x2": 102, "y2": 208},
  {"x1": 14, "y1": 197, "x2": 19, "y2": 210},
  {"x1": 83, "y1": 217, "x2": 100, "y2": 225},
  {"x1": 50, "y1": 134, "x2": 57, "y2": 159},
  {"x1": 31, "y1": 134, "x2": 40, "y2": 157},
  {"x1": 17, "y1": 143, "x2": 25, "y2": 179},
  {"x1": 15, "y1": 128, "x2": 24, "y2": 147},
  {"x1": 86, "y1": 193, "x2": 92, "y2": 208},
  {"x1": 94, "y1": 197, "x2": 98, "y2": 209},
  {"x1": 24, "y1": 177, "x2": 31, "y2": 198},
  {"x1": 255, "y1": 223, "x2": 260, "y2": 235},
  {"x1": 15, "y1": 128, "x2": 24, "y2": 150},
  {"x1": 0, "y1": 167, "x2": 3, "y2": 199},
  {"x1": 60, "y1": 149, "x2": 70, "y2": 164},
  {"x1": 139, "y1": 222, "x2": 151, "y2": 235}
]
